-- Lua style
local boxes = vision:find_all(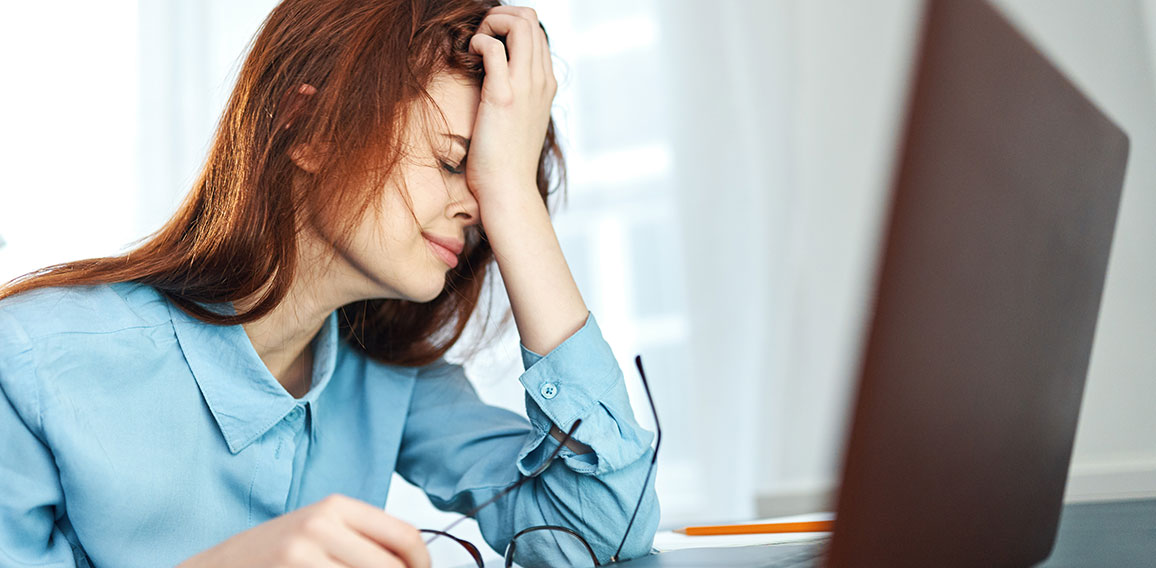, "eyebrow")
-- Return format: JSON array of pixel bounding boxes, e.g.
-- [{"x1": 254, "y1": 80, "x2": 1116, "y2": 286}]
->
[{"x1": 442, "y1": 133, "x2": 470, "y2": 151}]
